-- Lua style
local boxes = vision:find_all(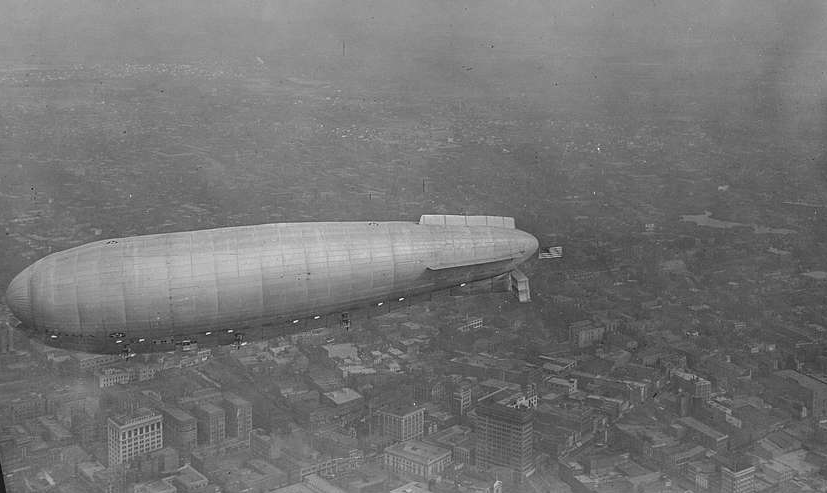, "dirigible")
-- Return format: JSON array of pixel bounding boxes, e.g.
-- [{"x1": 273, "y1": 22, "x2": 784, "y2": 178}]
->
[{"x1": 5, "y1": 215, "x2": 538, "y2": 355}]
